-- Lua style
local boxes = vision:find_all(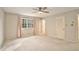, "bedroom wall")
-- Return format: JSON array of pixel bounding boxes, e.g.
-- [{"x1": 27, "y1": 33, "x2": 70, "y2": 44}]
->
[
  {"x1": 45, "y1": 9, "x2": 78, "y2": 42},
  {"x1": 0, "y1": 8, "x2": 4, "y2": 48},
  {"x1": 5, "y1": 13, "x2": 18, "y2": 41},
  {"x1": 45, "y1": 16, "x2": 56, "y2": 38},
  {"x1": 78, "y1": 15, "x2": 79, "y2": 40},
  {"x1": 4, "y1": 13, "x2": 41, "y2": 41},
  {"x1": 45, "y1": 15, "x2": 65, "y2": 39}
]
